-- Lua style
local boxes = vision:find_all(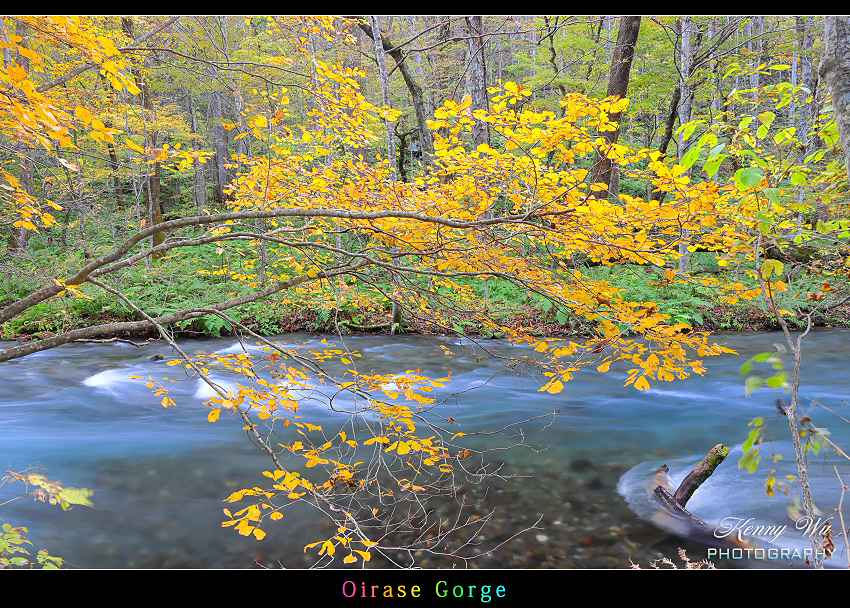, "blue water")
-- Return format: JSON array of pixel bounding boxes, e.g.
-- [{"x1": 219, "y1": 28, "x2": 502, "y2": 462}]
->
[{"x1": 1, "y1": 329, "x2": 848, "y2": 568}]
